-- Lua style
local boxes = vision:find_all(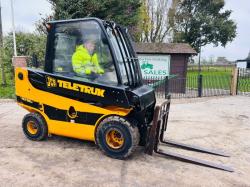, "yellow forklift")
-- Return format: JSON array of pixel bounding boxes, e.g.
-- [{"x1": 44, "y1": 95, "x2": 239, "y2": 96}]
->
[{"x1": 15, "y1": 18, "x2": 233, "y2": 172}]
